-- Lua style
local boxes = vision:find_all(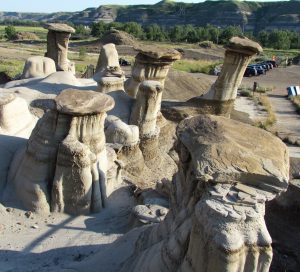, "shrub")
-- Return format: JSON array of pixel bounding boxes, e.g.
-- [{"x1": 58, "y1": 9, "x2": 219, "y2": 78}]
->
[
  {"x1": 4, "y1": 25, "x2": 17, "y2": 40},
  {"x1": 79, "y1": 47, "x2": 87, "y2": 61}
]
